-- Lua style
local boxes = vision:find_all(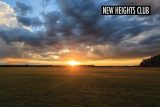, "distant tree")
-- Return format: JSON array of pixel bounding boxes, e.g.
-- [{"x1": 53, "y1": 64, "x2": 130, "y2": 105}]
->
[{"x1": 140, "y1": 55, "x2": 160, "y2": 67}]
